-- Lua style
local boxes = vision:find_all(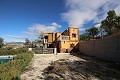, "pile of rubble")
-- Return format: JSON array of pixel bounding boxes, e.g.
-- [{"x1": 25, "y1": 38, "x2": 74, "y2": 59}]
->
[{"x1": 43, "y1": 59, "x2": 120, "y2": 80}]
